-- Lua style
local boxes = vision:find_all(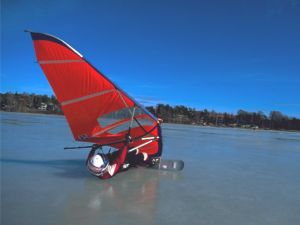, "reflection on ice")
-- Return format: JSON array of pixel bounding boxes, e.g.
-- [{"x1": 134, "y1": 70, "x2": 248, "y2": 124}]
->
[{"x1": 61, "y1": 168, "x2": 182, "y2": 225}]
